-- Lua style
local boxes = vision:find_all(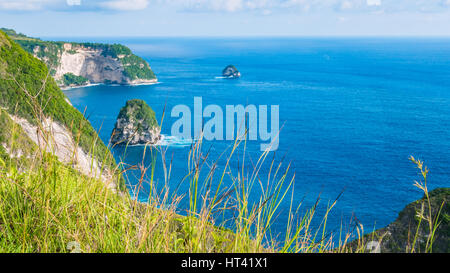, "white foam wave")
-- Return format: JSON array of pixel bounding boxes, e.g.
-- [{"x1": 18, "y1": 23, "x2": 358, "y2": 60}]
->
[
  {"x1": 61, "y1": 83, "x2": 102, "y2": 91},
  {"x1": 156, "y1": 135, "x2": 194, "y2": 147}
]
